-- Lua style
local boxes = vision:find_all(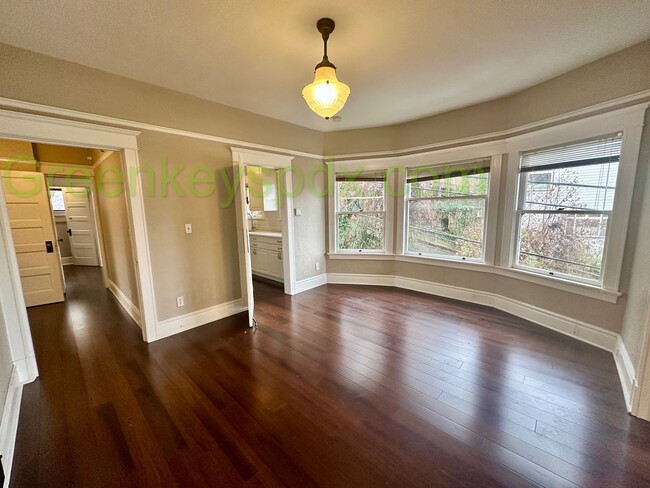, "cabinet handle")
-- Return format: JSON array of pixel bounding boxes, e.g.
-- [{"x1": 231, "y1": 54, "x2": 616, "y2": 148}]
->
[
  {"x1": 278, "y1": 252, "x2": 282, "y2": 260},
  {"x1": 252, "y1": 249, "x2": 257, "y2": 255}
]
